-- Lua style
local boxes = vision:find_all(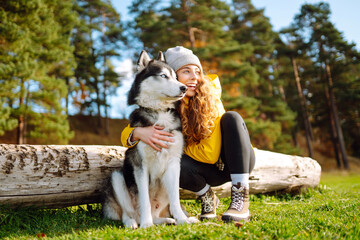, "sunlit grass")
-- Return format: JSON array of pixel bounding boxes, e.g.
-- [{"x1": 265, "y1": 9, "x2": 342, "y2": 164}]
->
[{"x1": 1, "y1": 172, "x2": 359, "y2": 239}]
